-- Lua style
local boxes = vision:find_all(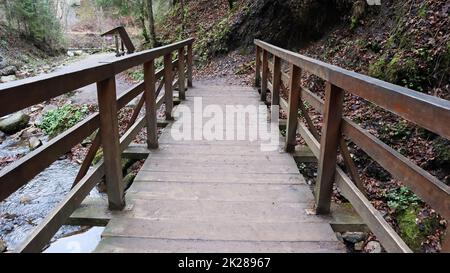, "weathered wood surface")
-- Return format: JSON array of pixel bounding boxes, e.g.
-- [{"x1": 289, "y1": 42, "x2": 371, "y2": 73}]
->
[{"x1": 95, "y1": 83, "x2": 344, "y2": 253}]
